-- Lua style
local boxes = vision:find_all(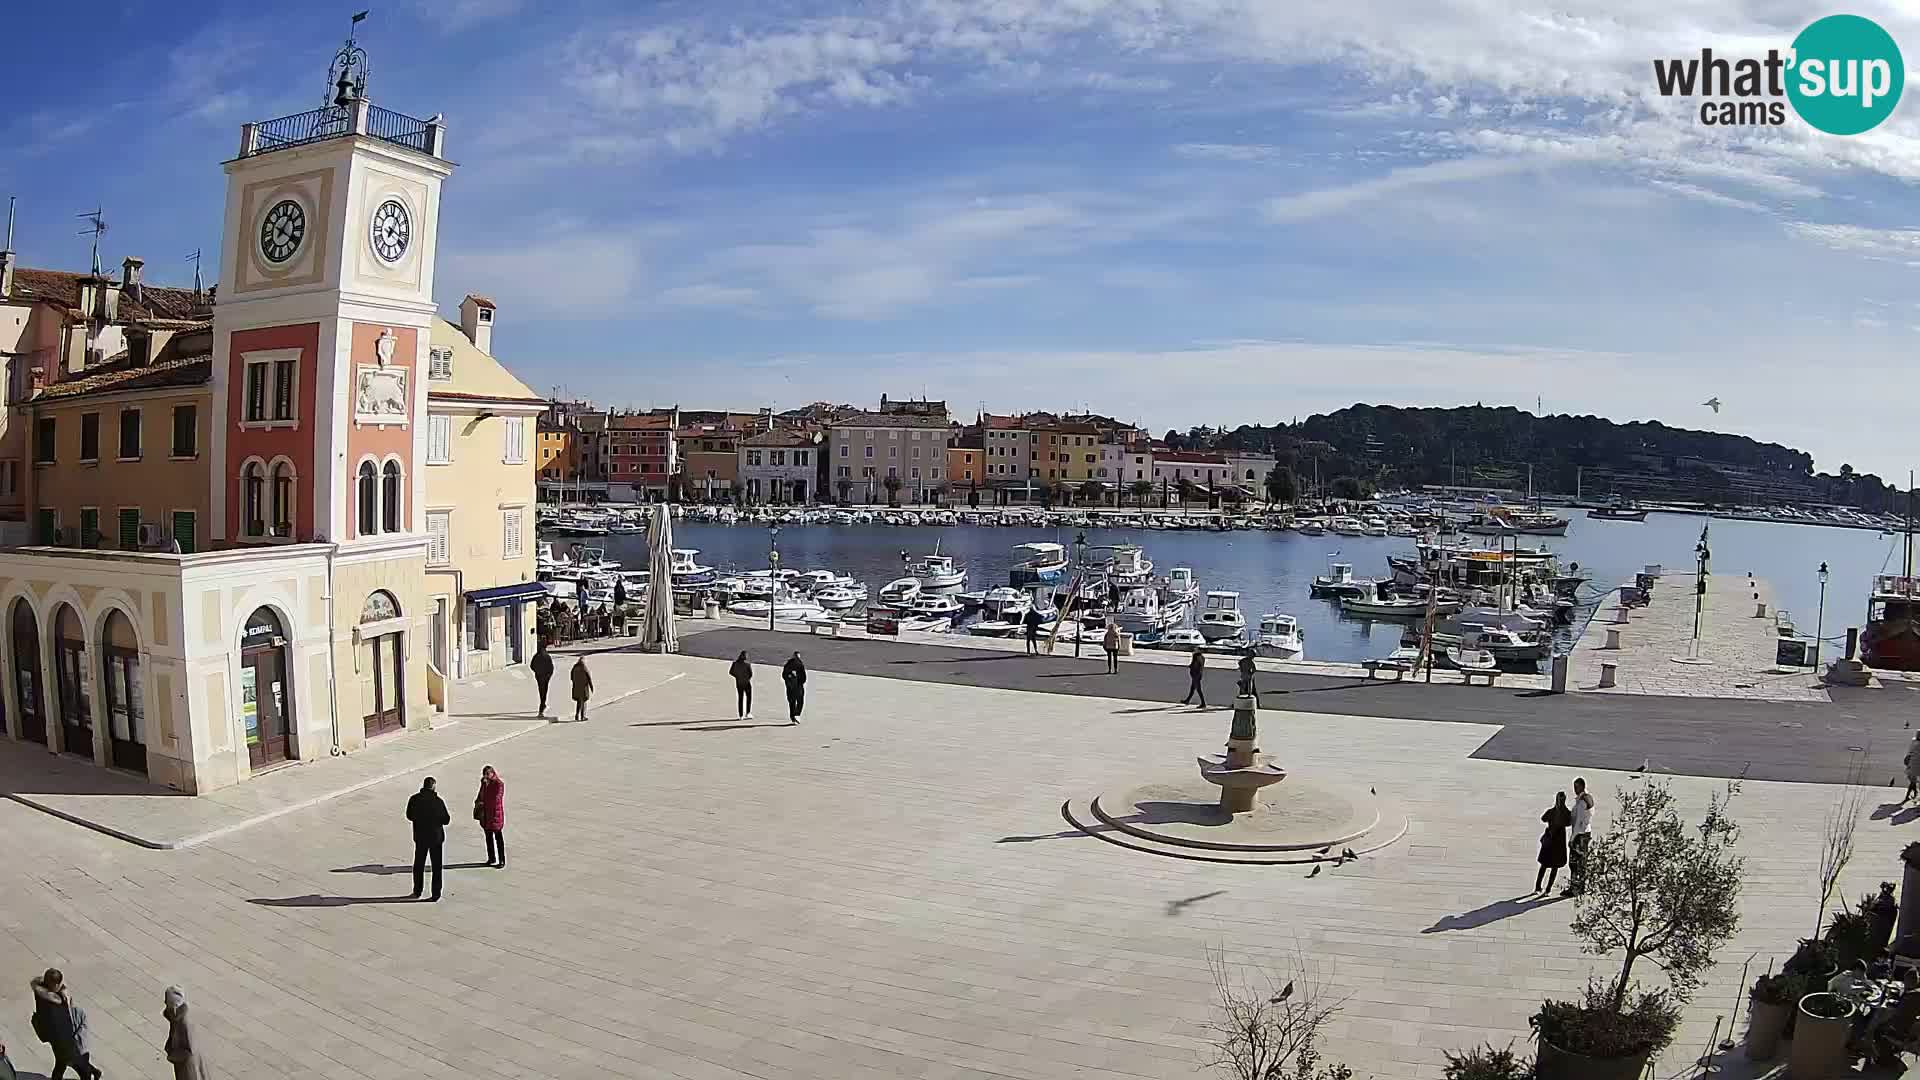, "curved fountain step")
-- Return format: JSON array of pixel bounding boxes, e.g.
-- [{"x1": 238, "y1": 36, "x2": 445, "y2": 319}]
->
[
  {"x1": 1089, "y1": 791, "x2": 1379, "y2": 853},
  {"x1": 1061, "y1": 798, "x2": 1408, "y2": 866}
]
